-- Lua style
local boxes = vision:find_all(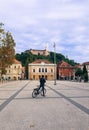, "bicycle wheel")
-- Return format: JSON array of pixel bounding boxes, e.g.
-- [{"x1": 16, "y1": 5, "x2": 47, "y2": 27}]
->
[
  {"x1": 32, "y1": 90, "x2": 37, "y2": 98},
  {"x1": 44, "y1": 88, "x2": 46, "y2": 94}
]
